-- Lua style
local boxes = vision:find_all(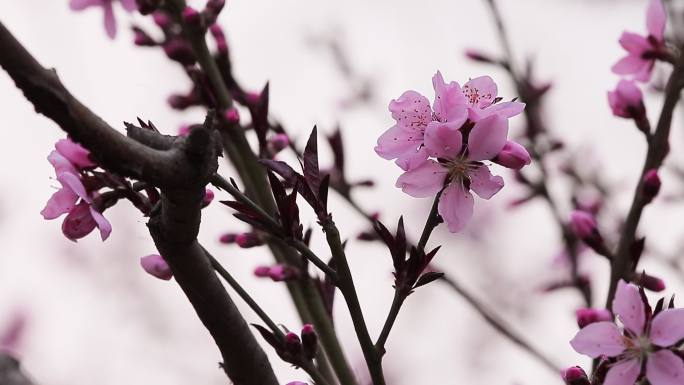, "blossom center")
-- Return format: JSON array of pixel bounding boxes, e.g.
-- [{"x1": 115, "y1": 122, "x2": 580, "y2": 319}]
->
[{"x1": 445, "y1": 157, "x2": 474, "y2": 182}]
